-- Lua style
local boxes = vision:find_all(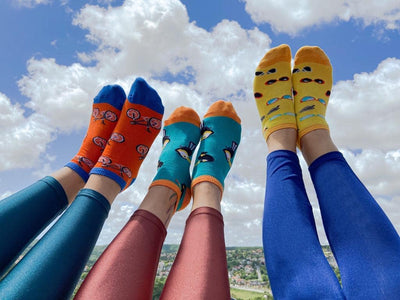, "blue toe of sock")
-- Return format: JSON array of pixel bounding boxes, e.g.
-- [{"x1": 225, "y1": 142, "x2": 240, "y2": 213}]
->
[
  {"x1": 128, "y1": 77, "x2": 164, "y2": 115},
  {"x1": 94, "y1": 84, "x2": 126, "y2": 110}
]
